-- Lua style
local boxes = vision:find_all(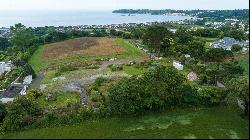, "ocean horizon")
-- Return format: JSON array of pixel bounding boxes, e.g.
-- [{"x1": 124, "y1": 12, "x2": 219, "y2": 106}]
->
[{"x1": 0, "y1": 10, "x2": 192, "y2": 28}]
